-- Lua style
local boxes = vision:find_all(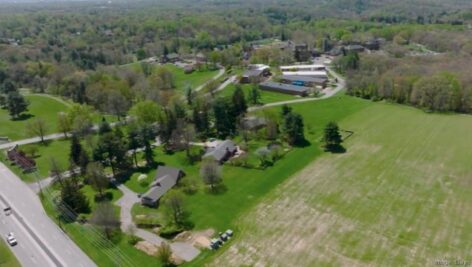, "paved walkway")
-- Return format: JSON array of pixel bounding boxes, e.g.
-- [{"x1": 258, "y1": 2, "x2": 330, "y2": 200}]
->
[
  {"x1": 195, "y1": 68, "x2": 225, "y2": 92},
  {"x1": 248, "y1": 67, "x2": 345, "y2": 111},
  {"x1": 115, "y1": 184, "x2": 200, "y2": 262}
]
